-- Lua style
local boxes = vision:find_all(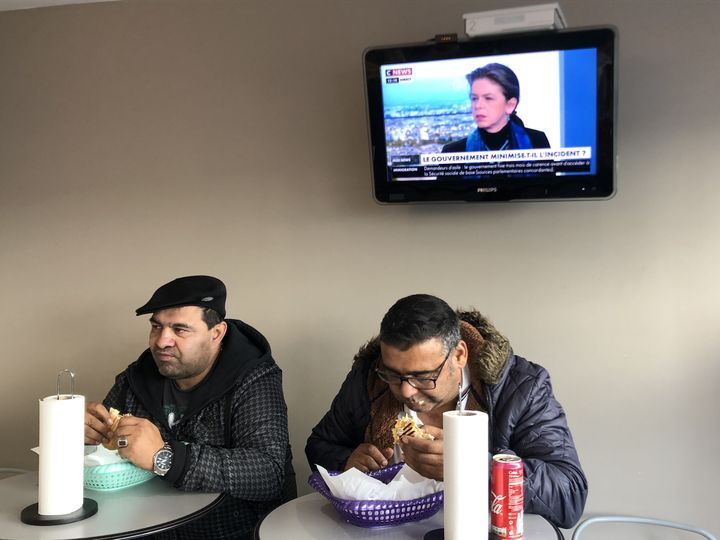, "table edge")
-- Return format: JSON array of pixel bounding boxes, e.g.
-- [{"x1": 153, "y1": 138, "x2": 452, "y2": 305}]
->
[
  {"x1": 252, "y1": 493, "x2": 565, "y2": 540},
  {"x1": 70, "y1": 491, "x2": 227, "y2": 540}
]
